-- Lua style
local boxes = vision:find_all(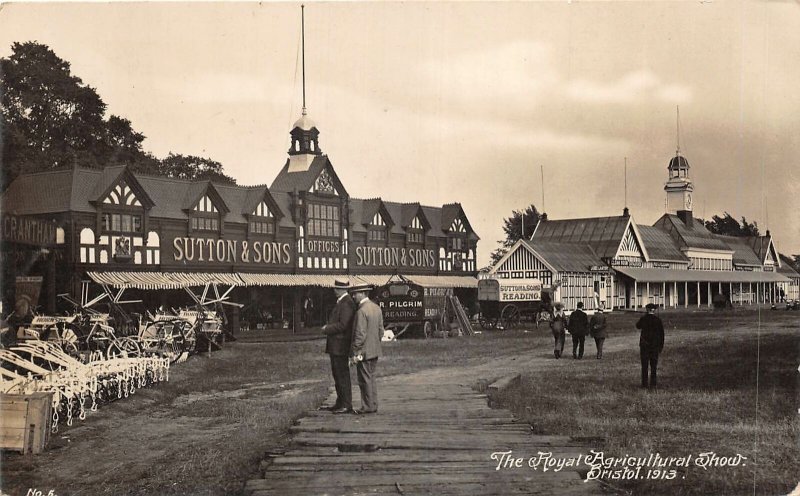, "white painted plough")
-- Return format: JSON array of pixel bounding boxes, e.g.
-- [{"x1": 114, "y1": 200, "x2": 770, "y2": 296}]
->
[{"x1": 0, "y1": 340, "x2": 169, "y2": 432}]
